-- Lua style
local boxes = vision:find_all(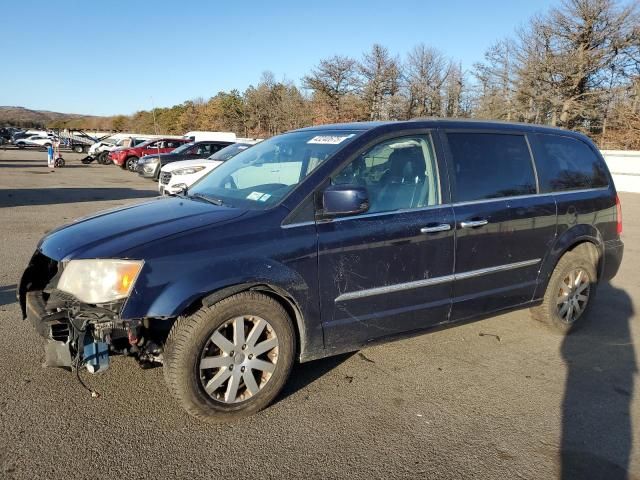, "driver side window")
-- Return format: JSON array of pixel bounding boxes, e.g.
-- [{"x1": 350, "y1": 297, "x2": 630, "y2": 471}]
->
[{"x1": 331, "y1": 134, "x2": 440, "y2": 214}]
